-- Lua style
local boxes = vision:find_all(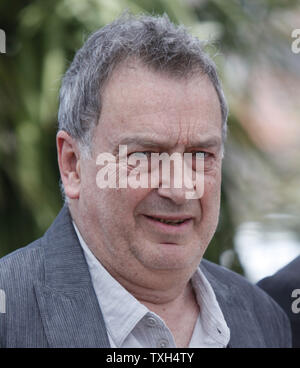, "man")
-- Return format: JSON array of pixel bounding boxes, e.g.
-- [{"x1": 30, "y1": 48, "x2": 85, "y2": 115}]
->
[
  {"x1": 258, "y1": 256, "x2": 300, "y2": 348},
  {"x1": 0, "y1": 13, "x2": 291, "y2": 348}
]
